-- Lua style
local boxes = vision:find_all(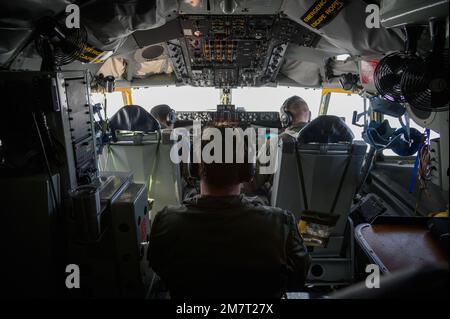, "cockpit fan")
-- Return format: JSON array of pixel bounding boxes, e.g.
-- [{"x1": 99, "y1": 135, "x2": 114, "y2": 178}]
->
[
  {"x1": 400, "y1": 20, "x2": 449, "y2": 112},
  {"x1": 34, "y1": 16, "x2": 88, "y2": 70},
  {"x1": 373, "y1": 26, "x2": 422, "y2": 103}
]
